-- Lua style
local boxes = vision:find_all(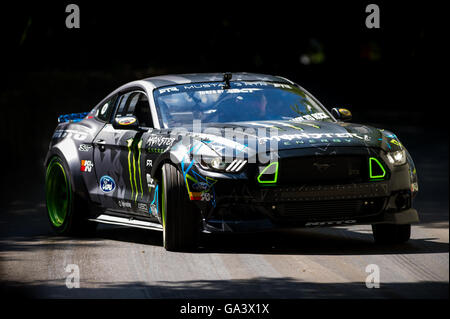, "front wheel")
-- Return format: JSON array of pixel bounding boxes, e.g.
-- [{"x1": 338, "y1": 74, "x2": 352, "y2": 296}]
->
[
  {"x1": 45, "y1": 156, "x2": 97, "y2": 236},
  {"x1": 372, "y1": 224, "x2": 411, "y2": 244},
  {"x1": 161, "y1": 163, "x2": 201, "y2": 251}
]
